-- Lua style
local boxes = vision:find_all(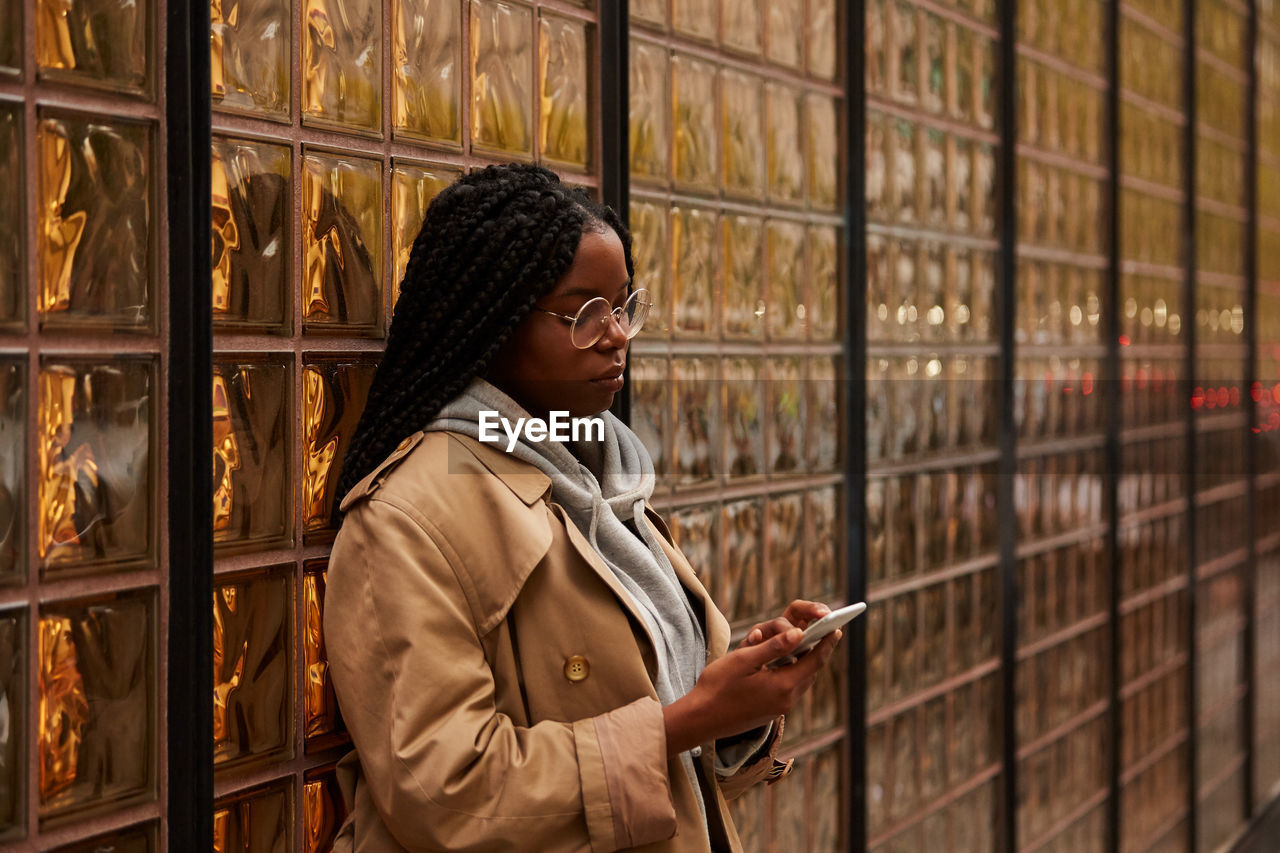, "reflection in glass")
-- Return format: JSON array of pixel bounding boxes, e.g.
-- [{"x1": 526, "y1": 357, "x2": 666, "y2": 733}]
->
[
  {"x1": 303, "y1": 565, "x2": 341, "y2": 740},
  {"x1": 213, "y1": 568, "x2": 291, "y2": 766},
  {"x1": 212, "y1": 359, "x2": 290, "y2": 547},
  {"x1": 211, "y1": 0, "x2": 290, "y2": 118},
  {"x1": 629, "y1": 41, "x2": 669, "y2": 179},
  {"x1": 39, "y1": 361, "x2": 152, "y2": 570},
  {"x1": 211, "y1": 137, "x2": 290, "y2": 330},
  {"x1": 723, "y1": 358, "x2": 763, "y2": 478},
  {"x1": 539, "y1": 14, "x2": 589, "y2": 167},
  {"x1": 672, "y1": 53, "x2": 718, "y2": 188},
  {"x1": 392, "y1": 164, "x2": 459, "y2": 306},
  {"x1": 0, "y1": 104, "x2": 20, "y2": 325},
  {"x1": 303, "y1": 768, "x2": 346, "y2": 853},
  {"x1": 0, "y1": 611, "x2": 22, "y2": 834},
  {"x1": 721, "y1": 70, "x2": 764, "y2": 198},
  {"x1": 303, "y1": 0, "x2": 380, "y2": 131},
  {"x1": 37, "y1": 113, "x2": 151, "y2": 328},
  {"x1": 672, "y1": 358, "x2": 717, "y2": 485},
  {"x1": 766, "y1": 83, "x2": 804, "y2": 202},
  {"x1": 213, "y1": 782, "x2": 290, "y2": 853},
  {"x1": 302, "y1": 151, "x2": 382, "y2": 332},
  {"x1": 0, "y1": 362, "x2": 21, "y2": 581},
  {"x1": 304, "y1": 360, "x2": 376, "y2": 534},
  {"x1": 36, "y1": 0, "x2": 148, "y2": 90},
  {"x1": 47, "y1": 822, "x2": 156, "y2": 852},
  {"x1": 672, "y1": 206, "x2": 716, "y2": 336},
  {"x1": 394, "y1": 0, "x2": 462, "y2": 144},
  {"x1": 38, "y1": 593, "x2": 152, "y2": 817},
  {"x1": 471, "y1": 0, "x2": 533, "y2": 156}
]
